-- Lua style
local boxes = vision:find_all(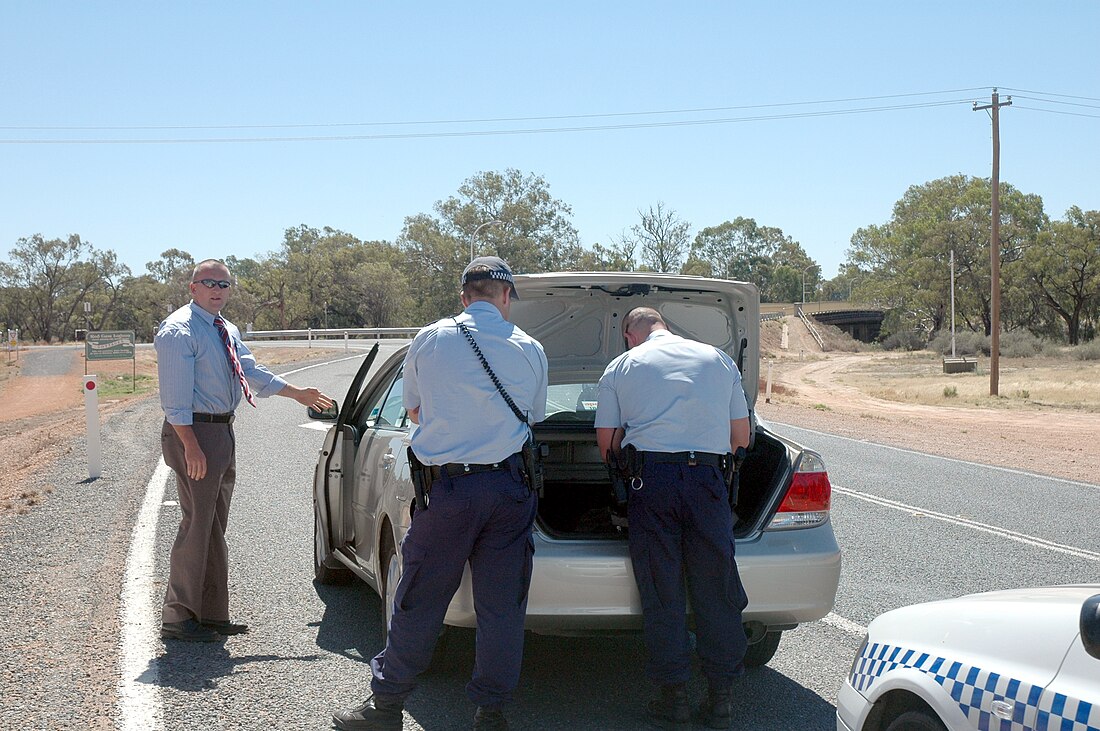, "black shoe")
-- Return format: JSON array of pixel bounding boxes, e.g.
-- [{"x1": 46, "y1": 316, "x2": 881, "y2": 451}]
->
[
  {"x1": 694, "y1": 685, "x2": 732, "y2": 729},
  {"x1": 201, "y1": 619, "x2": 249, "y2": 635},
  {"x1": 332, "y1": 694, "x2": 404, "y2": 731},
  {"x1": 161, "y1": 618, "x2": 224, "y2": 642},
  {"x1": 647, "y1": 683, "x2": 690, "y2": 730},
  {"x1": 473, "y1": 706, "x2": 509, "y2": 731}
]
